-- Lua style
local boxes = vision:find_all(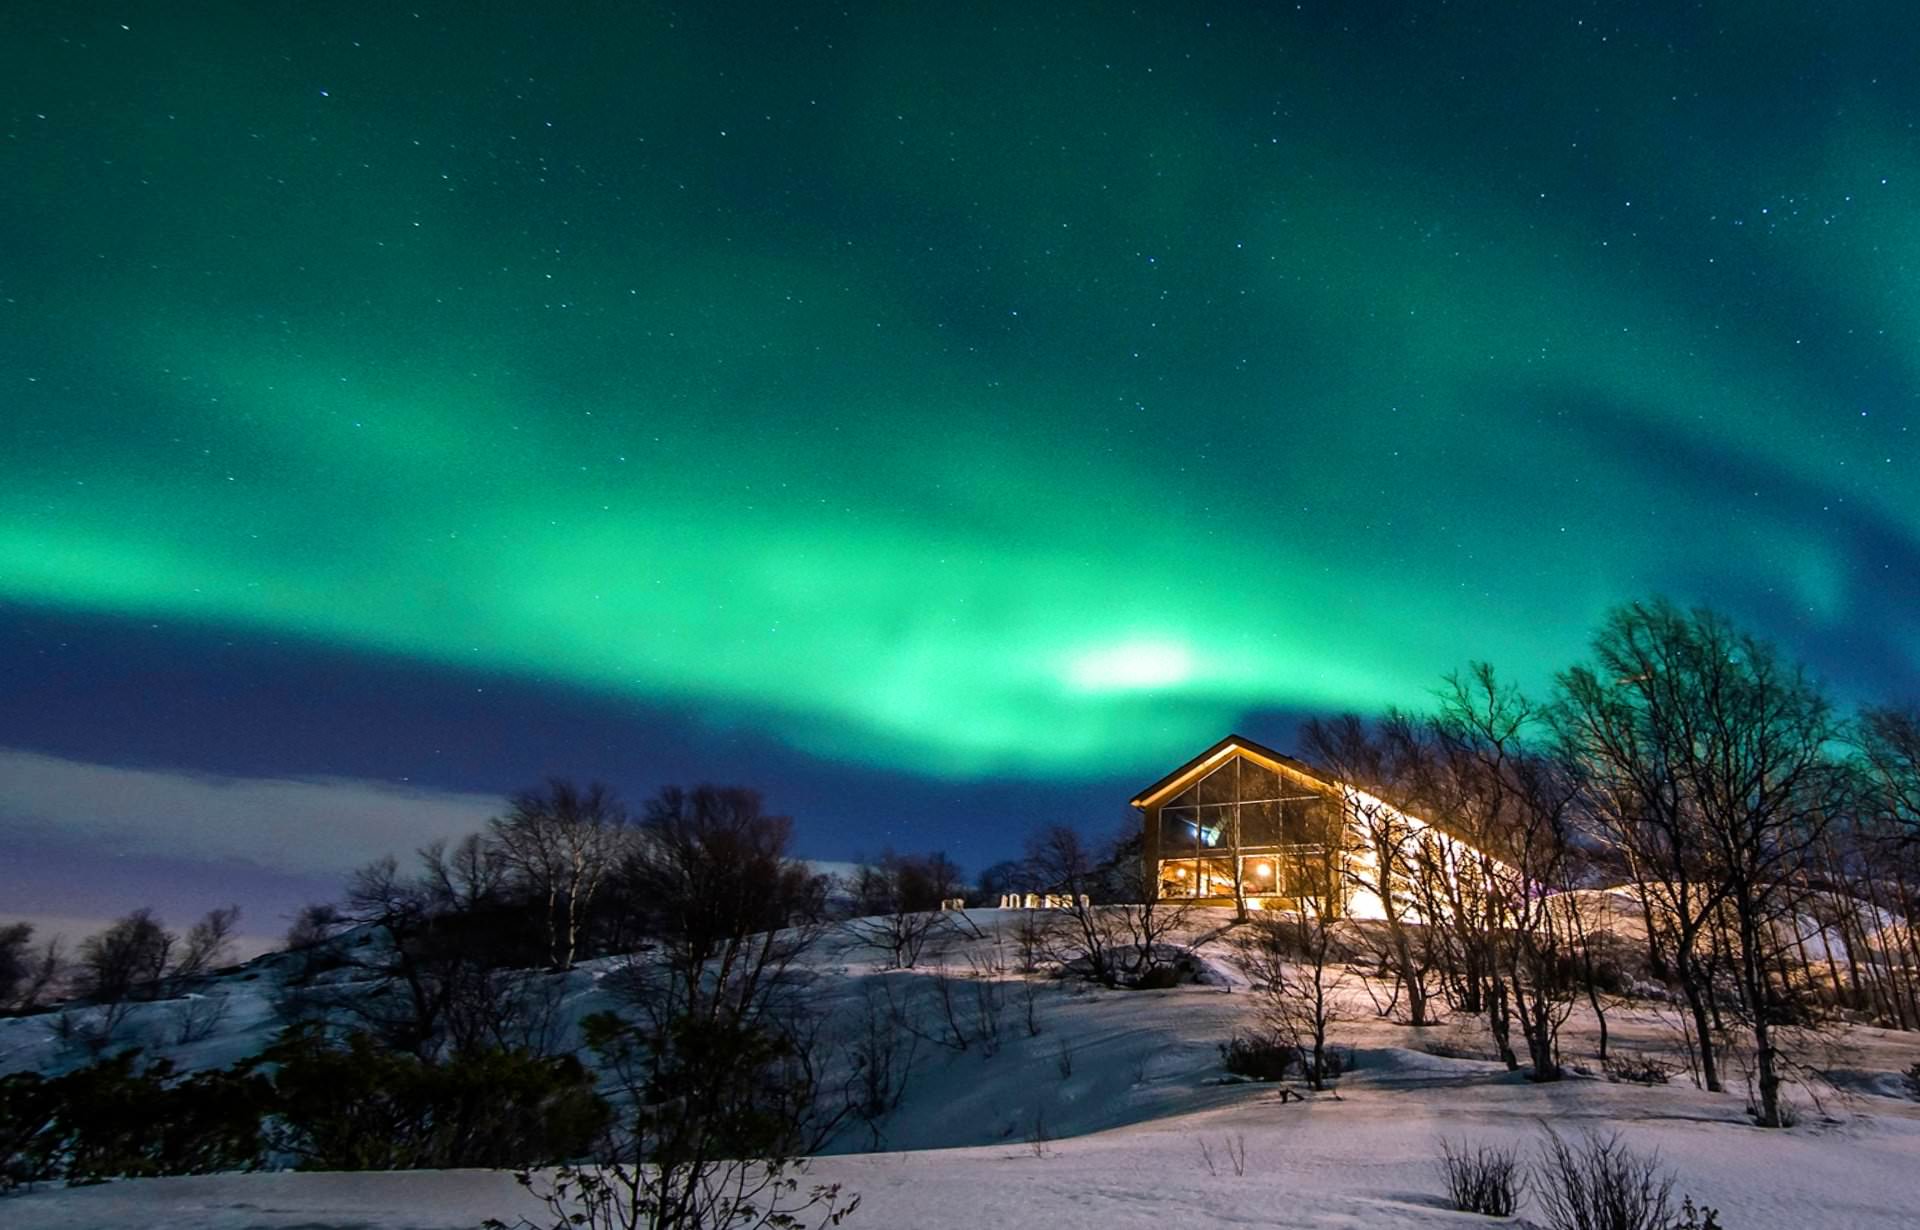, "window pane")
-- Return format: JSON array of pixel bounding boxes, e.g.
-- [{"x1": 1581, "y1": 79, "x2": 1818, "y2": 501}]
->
[
  {"x1": 1280, "y1": 849, "x2": 1332, "y2": 897},
  {"x1": 1197, "y1": 763, "x2": 1237, "y2": 805},
  {"x1": 1195, "y1": 804, "x2": 1231, "y2": 852},
  {"x1": 1239, "y1": 761, "x2": 1281, "y2": 802},
  {"x1": 1240, "y1": 799, "x2": 1282, "y2": 847},
  {"x1": 1282, "y1": 797, "x2": 1332, "y2": 845},
  {"x1": 1158, "y1": 858, "x2": 1200, "y2": 898},
  {"x1": 1160, "y1": 808, "x2": 1198, "y2": 857}
]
